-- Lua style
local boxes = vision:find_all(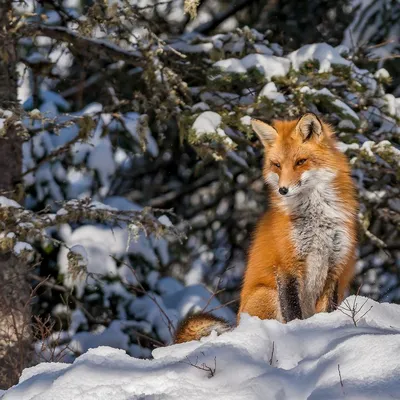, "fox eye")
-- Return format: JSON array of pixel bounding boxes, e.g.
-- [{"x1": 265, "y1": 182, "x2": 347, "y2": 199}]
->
[
  {"x1": 296, "y1": 159, "x2": 307, "y2": 166},
  {"x1": 271, "y1": 161, "x2": 281, "y2": 169}
]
